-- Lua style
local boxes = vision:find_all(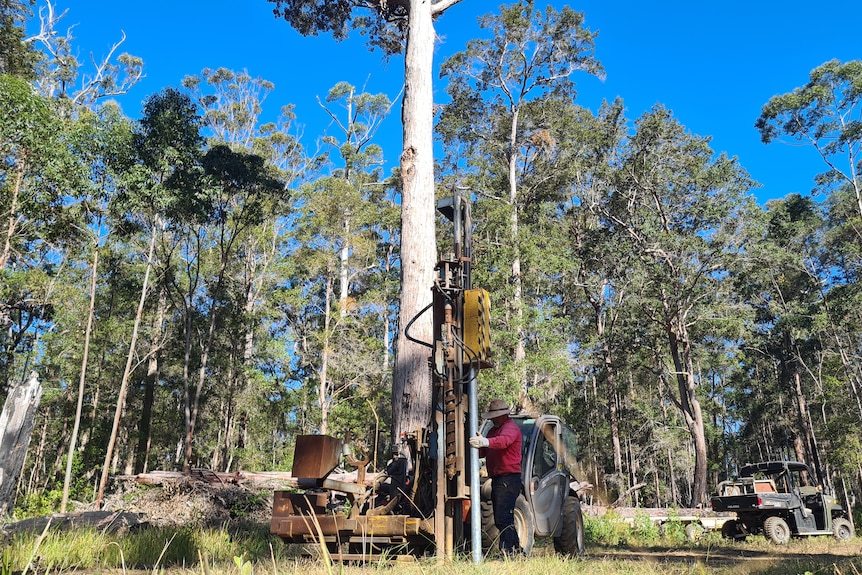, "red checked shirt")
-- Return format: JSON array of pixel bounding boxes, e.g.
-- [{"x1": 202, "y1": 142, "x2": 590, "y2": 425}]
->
[{"x1": 480, "y1": 417, "x2": 522, "y2": 477}]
